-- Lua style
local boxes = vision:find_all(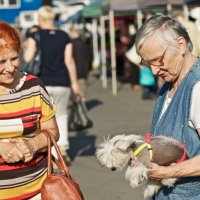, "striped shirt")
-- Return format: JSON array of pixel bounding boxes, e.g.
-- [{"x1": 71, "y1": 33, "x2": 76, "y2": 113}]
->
[{"x1": 0, "y1": 73, "x2": 56, "y2": 199}]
